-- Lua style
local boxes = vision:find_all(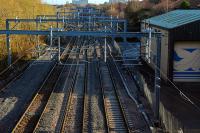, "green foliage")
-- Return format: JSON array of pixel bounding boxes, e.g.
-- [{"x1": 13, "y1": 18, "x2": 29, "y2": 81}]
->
[
  {"x1": 124, "y1": 2, "x2": 157, "y2": 31},
  {"x1": 149, "y1": 0, "x2": 160, "y2": 4},
  {"x1": 180, "y1": 0, "x2": 191, "y2": 9}
]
